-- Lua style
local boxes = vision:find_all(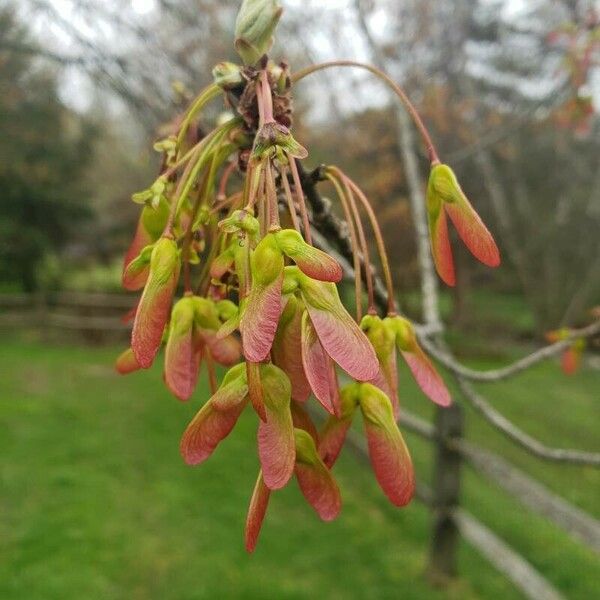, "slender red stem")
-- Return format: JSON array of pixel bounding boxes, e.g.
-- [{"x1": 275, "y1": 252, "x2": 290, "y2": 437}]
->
[
  {"x1": 280, "y1": 165, "x2": 301, "y2": 231},
  {"x1": 343, "y1": 175, "x2": 397, "y2": 315},
  {"x1": 258, "y1": 168, "x2": 268, "y2": 237},
  {"x1": 210, "y1": 191, "x2": 243, "y2": 214},
  {"x1": 205, "y1": 349, "x2": 218, "y2": 395},
  {"x1": 259, "y1": 70, "x2": 275, "y2": 123},
  {"x1": 292, "y1": 60, "x2": 440, "y2": 164},
  {"x1": 244, "y1": 162, "x2": 264, "y2": 212},
  {"x1": 340, "y1": 176, "x2": 375, "y2": 313},
  {"x1": 217, "y1": 160, "x2": 237, "y2": 201},
  {"x1": 326, "y1": 172, "x2": 363, "y2": 321},
  {"x1": 265, "y1": 159, "x2": 280, "y2": 231},
  {"x1": 288, "y1": 155, "x2": 312, "y2": 245}
]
